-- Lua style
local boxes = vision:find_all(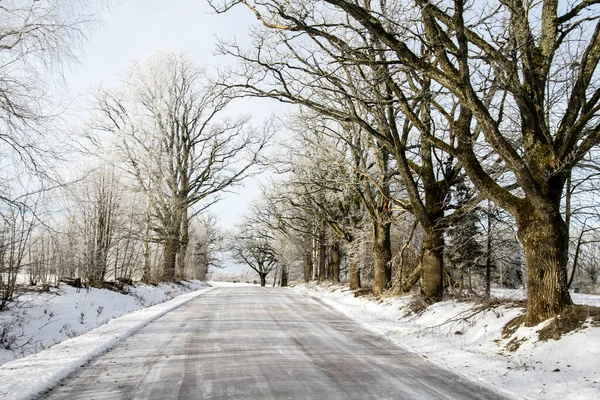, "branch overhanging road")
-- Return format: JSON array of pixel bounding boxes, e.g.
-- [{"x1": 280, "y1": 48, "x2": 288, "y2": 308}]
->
[{"x1": 39, "y1": 287, "x2": 511, "y2": 399}]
